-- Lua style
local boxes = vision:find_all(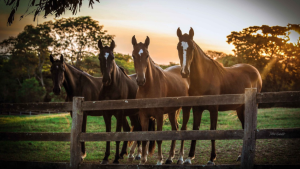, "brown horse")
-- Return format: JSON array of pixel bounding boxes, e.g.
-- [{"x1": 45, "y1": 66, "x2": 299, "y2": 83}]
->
[
  {"x1": 97, "y1": 40, "x2": 155, "y2": 164},
  {"x1": 49, "y1": 54, "x2": 131, "y2": 162},
  {"x1": 176, "y1": 27, "x2": 262, "y2": 165},
  {"x1": 131, "y1": 36, "x2": 191, "y2": 165}
]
